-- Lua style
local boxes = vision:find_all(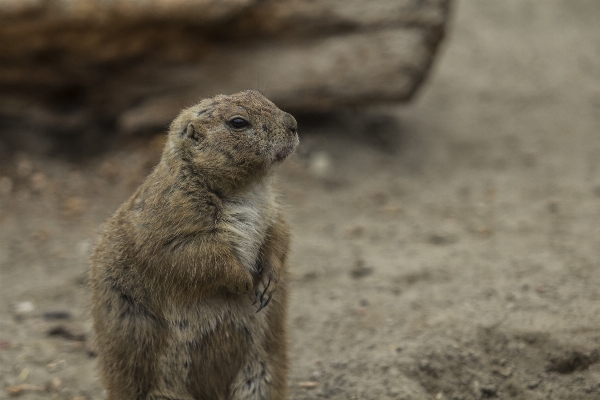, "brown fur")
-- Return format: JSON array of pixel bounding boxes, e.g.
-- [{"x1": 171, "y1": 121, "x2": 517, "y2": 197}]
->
[{"x1": 90, "y1": 90, "x2": 298, "y2": 400}]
